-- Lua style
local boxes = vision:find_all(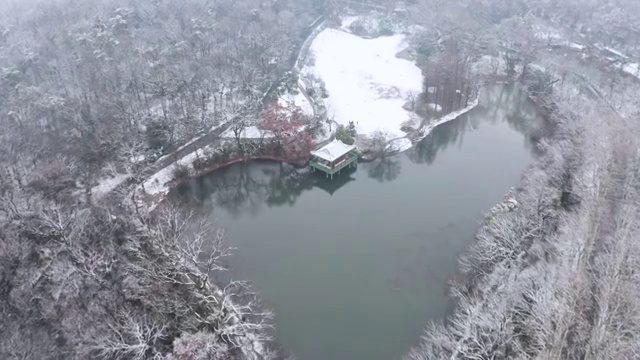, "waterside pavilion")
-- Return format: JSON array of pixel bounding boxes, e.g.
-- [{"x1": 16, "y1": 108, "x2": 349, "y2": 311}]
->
[{"x1": 309, "y1": 140, "x2": 358, "y2": 179}]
